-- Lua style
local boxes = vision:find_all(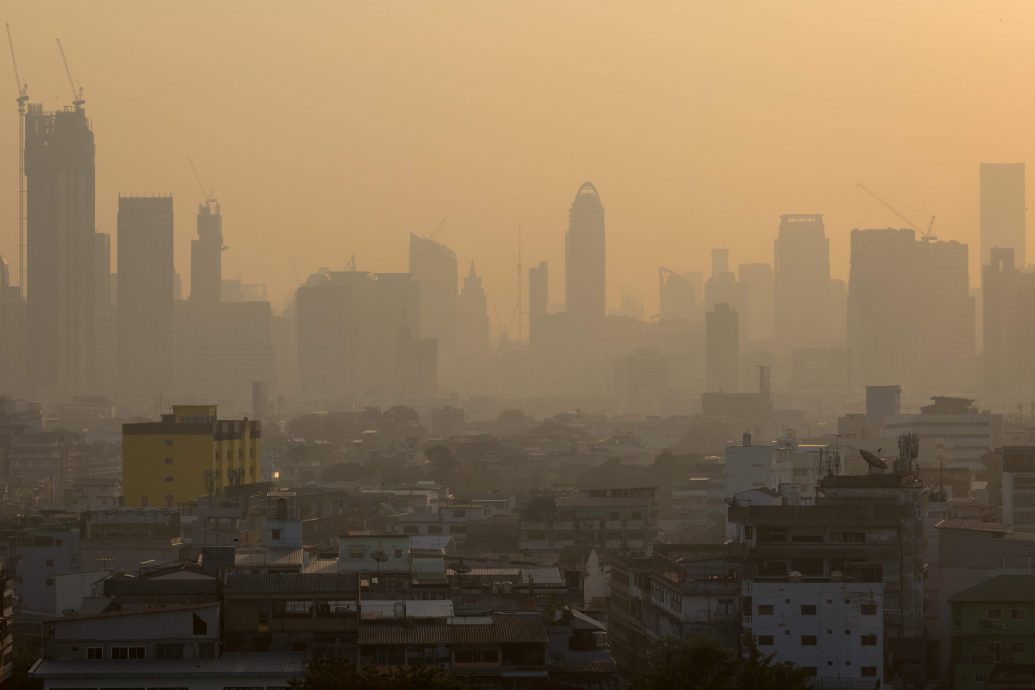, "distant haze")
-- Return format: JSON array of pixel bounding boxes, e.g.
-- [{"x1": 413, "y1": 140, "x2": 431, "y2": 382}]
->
[{"x1": 2, "y1": 1, "x2": 1031, "y2": 322}]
